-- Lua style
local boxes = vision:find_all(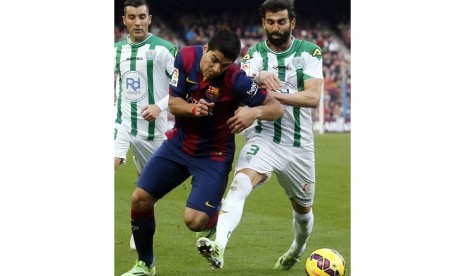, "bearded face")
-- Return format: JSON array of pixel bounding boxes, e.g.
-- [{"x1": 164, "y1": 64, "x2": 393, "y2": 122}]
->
[
  {"x1": 266, "y1": 27, "x2": 292, "y2": 46},
  {"x1": 262, "y1": 10, "x2": 295, "y2": 48}
]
